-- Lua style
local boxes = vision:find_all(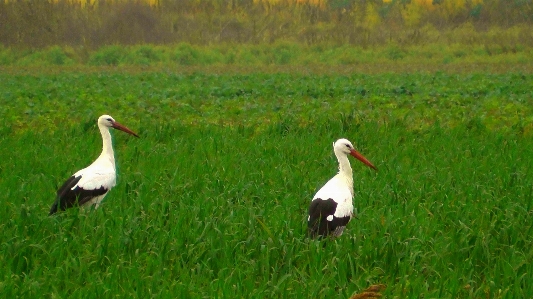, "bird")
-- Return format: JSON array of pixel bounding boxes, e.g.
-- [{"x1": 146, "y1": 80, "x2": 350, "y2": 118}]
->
[
  {"x1": 308, "y1": 138, "x2": 377, "y2": 238},
  {"x1": 49, "y1": 115, "x2": 139, "y2": 215}
]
